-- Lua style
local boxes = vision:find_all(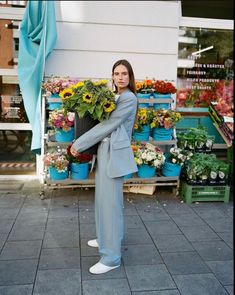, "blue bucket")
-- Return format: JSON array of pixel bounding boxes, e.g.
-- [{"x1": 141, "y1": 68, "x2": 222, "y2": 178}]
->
[
  {"x1": 153, "y1": 93, "x2": 171, "y2": 110},
  {"x1": 162, "y1": 161, "x2": 182, "y2": 176},
  {"x1": 49, "y1": 167, "x2": 68, "y2": 180},
  {"x1": 124, "y1": 173, "x2": 133, "y2": 180},
  {"x1": 48, "y1": 93, "x2": 62, "y2": 110},
  {"x1": 137, "y1": 164, "x2": 156, "y2": 178},
  {"x1": 152, "y1": 127, "x2": 173, "y2": 141},
  {"x1": 137, "y1": 93, "x2": 151, "y2": 108},
  {"x1": 70, "y1": 162, "x2": 89, "y2": 180},
  {"x1": 55, "y1": 127, "x2": 74, "y2": 142},
  {"x1": 133, "y1": 125, "x2": 150, "y2": 141}
]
